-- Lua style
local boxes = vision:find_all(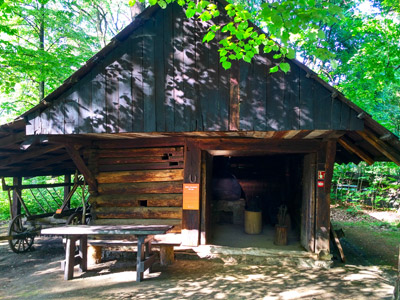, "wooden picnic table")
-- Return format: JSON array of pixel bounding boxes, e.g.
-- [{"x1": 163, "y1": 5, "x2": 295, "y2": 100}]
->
[{"x1": 40, "y1": 224, "x2": 173, "y2": 282}]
